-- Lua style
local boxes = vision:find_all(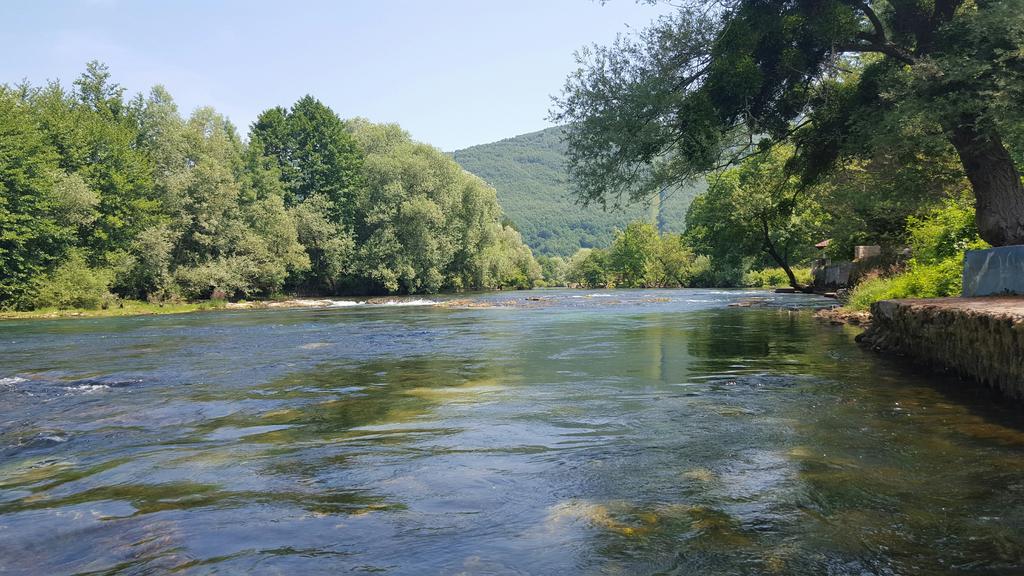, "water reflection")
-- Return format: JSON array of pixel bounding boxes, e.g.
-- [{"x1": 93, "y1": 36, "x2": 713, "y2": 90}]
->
[{"x1": 0, "y1": 289, "x2": 1022, "y2": 574}]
